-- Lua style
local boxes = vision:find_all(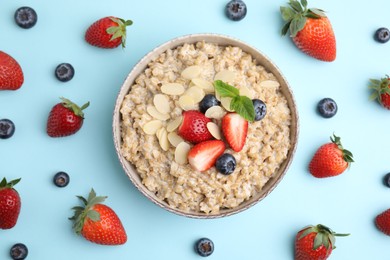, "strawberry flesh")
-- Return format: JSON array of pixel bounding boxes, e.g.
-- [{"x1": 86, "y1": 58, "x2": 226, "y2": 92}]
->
[
  {"x1": 188, "y1": 140, "x2": 225, "y2": 172},
  {"x1": 0, "y1": 51, "x2": 24, "y2": 90},
  {"x1": 221, "y1": 113, "x2": 248, "y2": 152},
  {"x1": 375, "y1": 208, "x2": 390, "y2": 236}
]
